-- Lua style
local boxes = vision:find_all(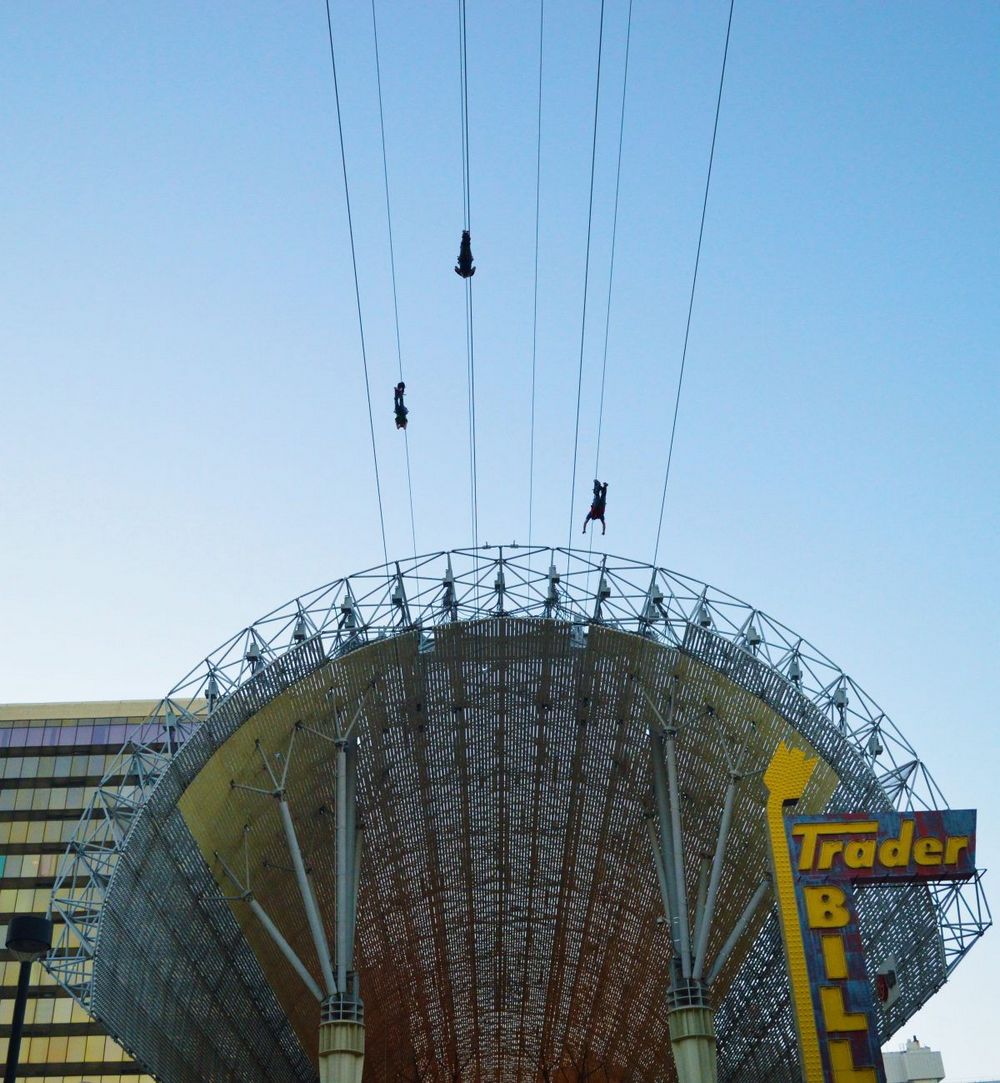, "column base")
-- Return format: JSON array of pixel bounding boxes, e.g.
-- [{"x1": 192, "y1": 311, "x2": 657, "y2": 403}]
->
[
  {"x1": 667, "y1": 980, "x2": 717, "y2": 1083},
  {"x1": 319, "y1": 1019, "x2": 364, "y2": 1083},
  {"x1": 320, "y1": 978, "x2": 364, "y2": 1083}
]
